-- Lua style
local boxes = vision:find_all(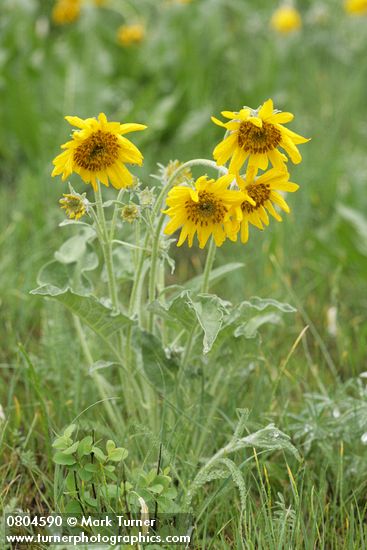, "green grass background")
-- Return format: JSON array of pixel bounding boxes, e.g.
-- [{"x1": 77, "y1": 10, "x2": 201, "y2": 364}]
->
[{"x1": 1, "y1": 0, "x2": 367, "y2": 547}]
